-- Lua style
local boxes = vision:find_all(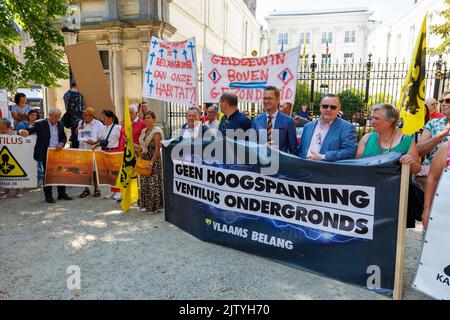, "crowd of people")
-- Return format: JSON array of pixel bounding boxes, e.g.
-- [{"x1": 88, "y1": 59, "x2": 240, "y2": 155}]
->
[
  {"x1": 171, "y1": 87, "x2": 450, "y2": 230},
  {"x1": 1, "y1": 85, "x2": 449, "y2": 230}
]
